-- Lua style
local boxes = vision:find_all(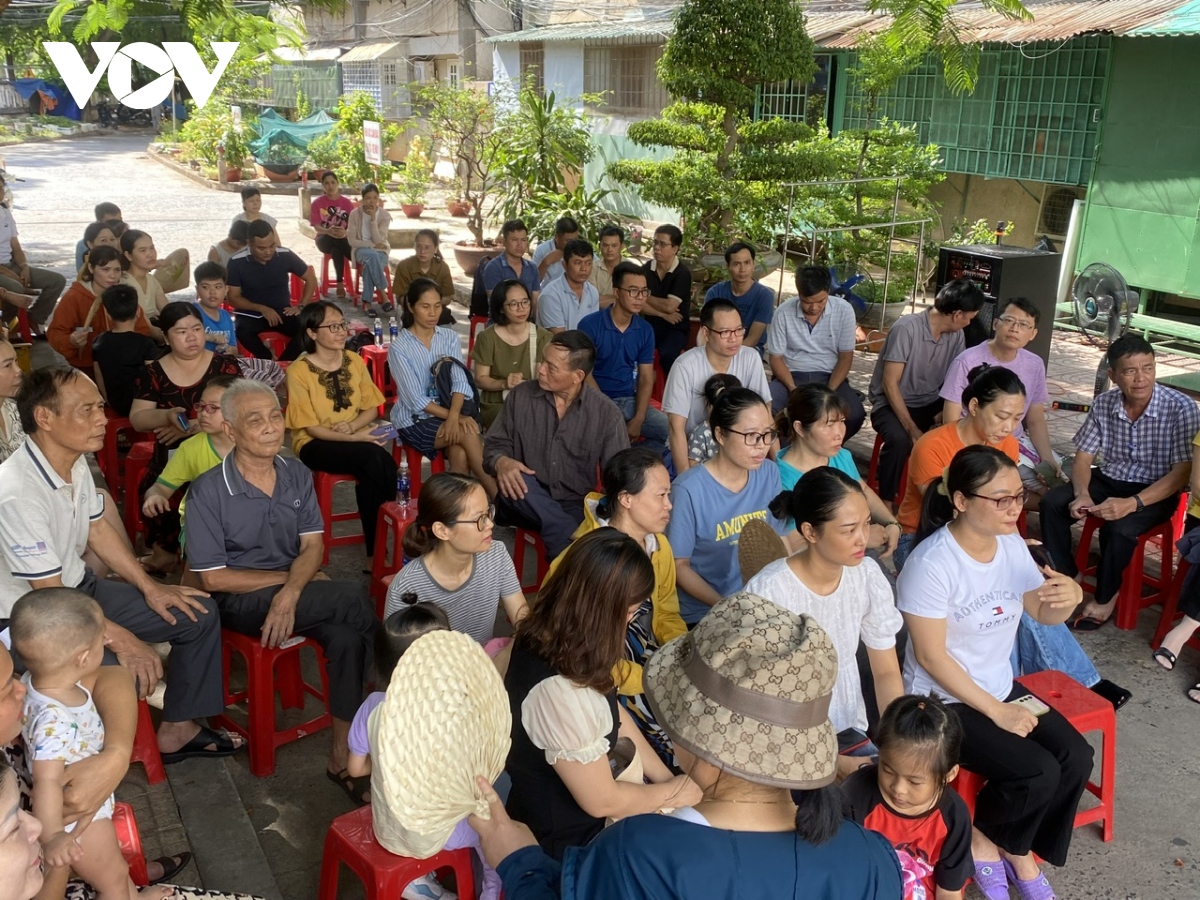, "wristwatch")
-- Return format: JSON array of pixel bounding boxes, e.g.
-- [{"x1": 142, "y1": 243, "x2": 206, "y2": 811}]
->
[{"x1": 1134, "y1": 495, "x2": 1145, "y2": 512}]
